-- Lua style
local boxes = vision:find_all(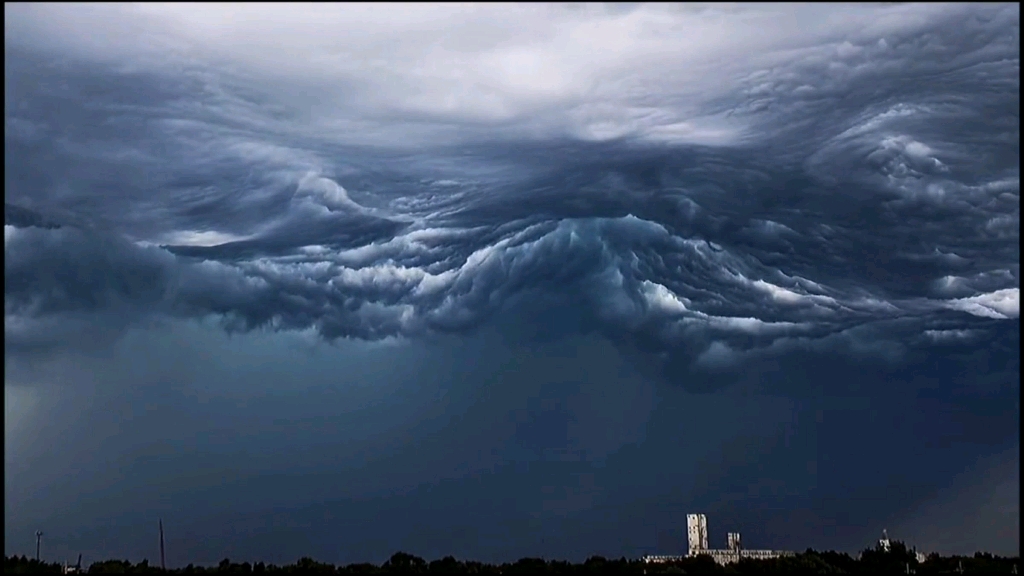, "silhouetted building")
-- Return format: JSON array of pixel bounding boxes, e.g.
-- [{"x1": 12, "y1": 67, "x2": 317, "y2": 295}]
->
[{"x1": 644, "y1": 514, "x2": 793, "y2": 566}]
